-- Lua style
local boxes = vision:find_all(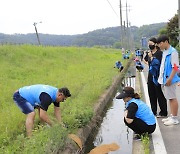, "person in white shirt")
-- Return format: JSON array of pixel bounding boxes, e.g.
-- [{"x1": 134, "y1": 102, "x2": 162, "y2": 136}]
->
[{"x1": 157, "y1": 35, "x2": 180, "y2": 126}]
